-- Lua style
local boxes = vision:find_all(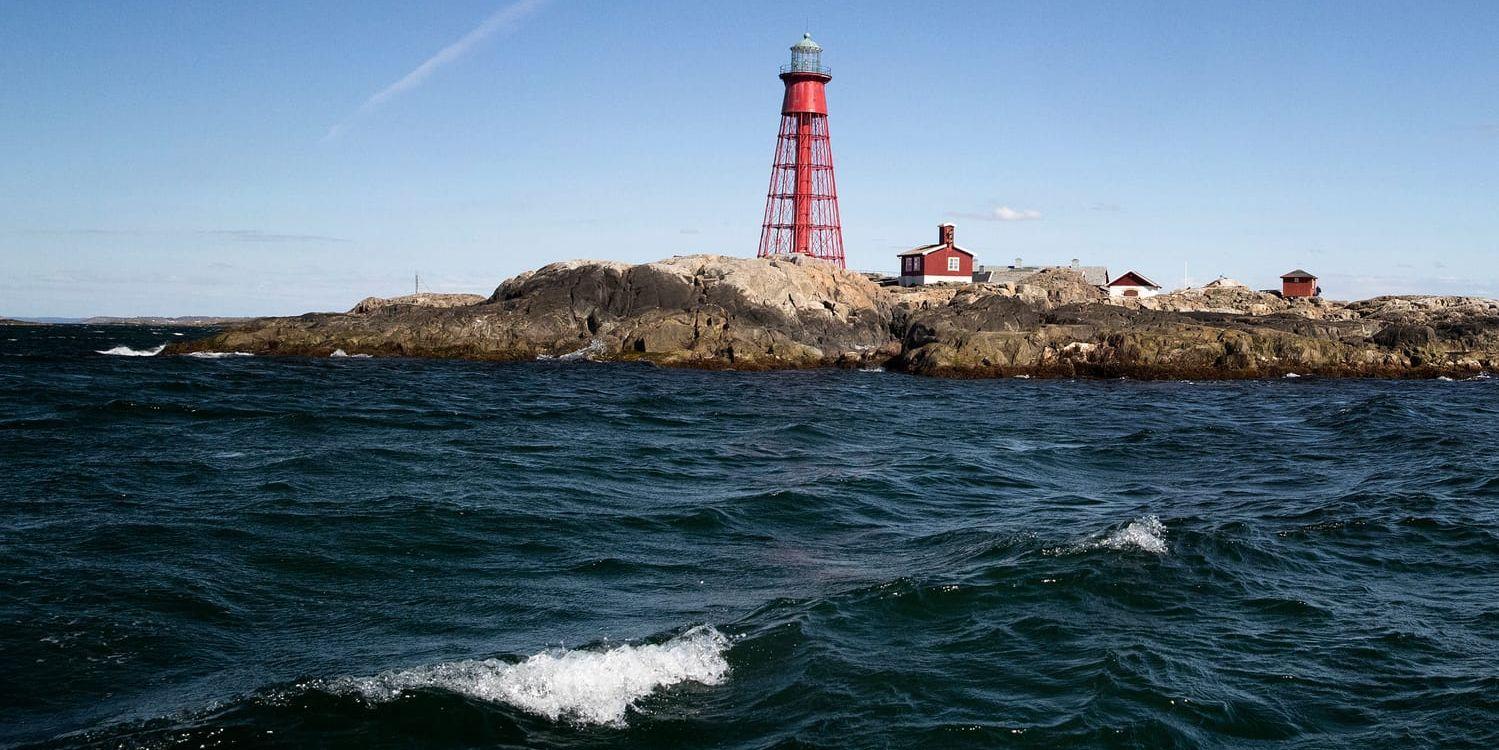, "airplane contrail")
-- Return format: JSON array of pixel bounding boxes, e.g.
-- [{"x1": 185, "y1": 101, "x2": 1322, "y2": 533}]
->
[{"x1": 323, "y1": 0, "x2": 549, "y2": 142}]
